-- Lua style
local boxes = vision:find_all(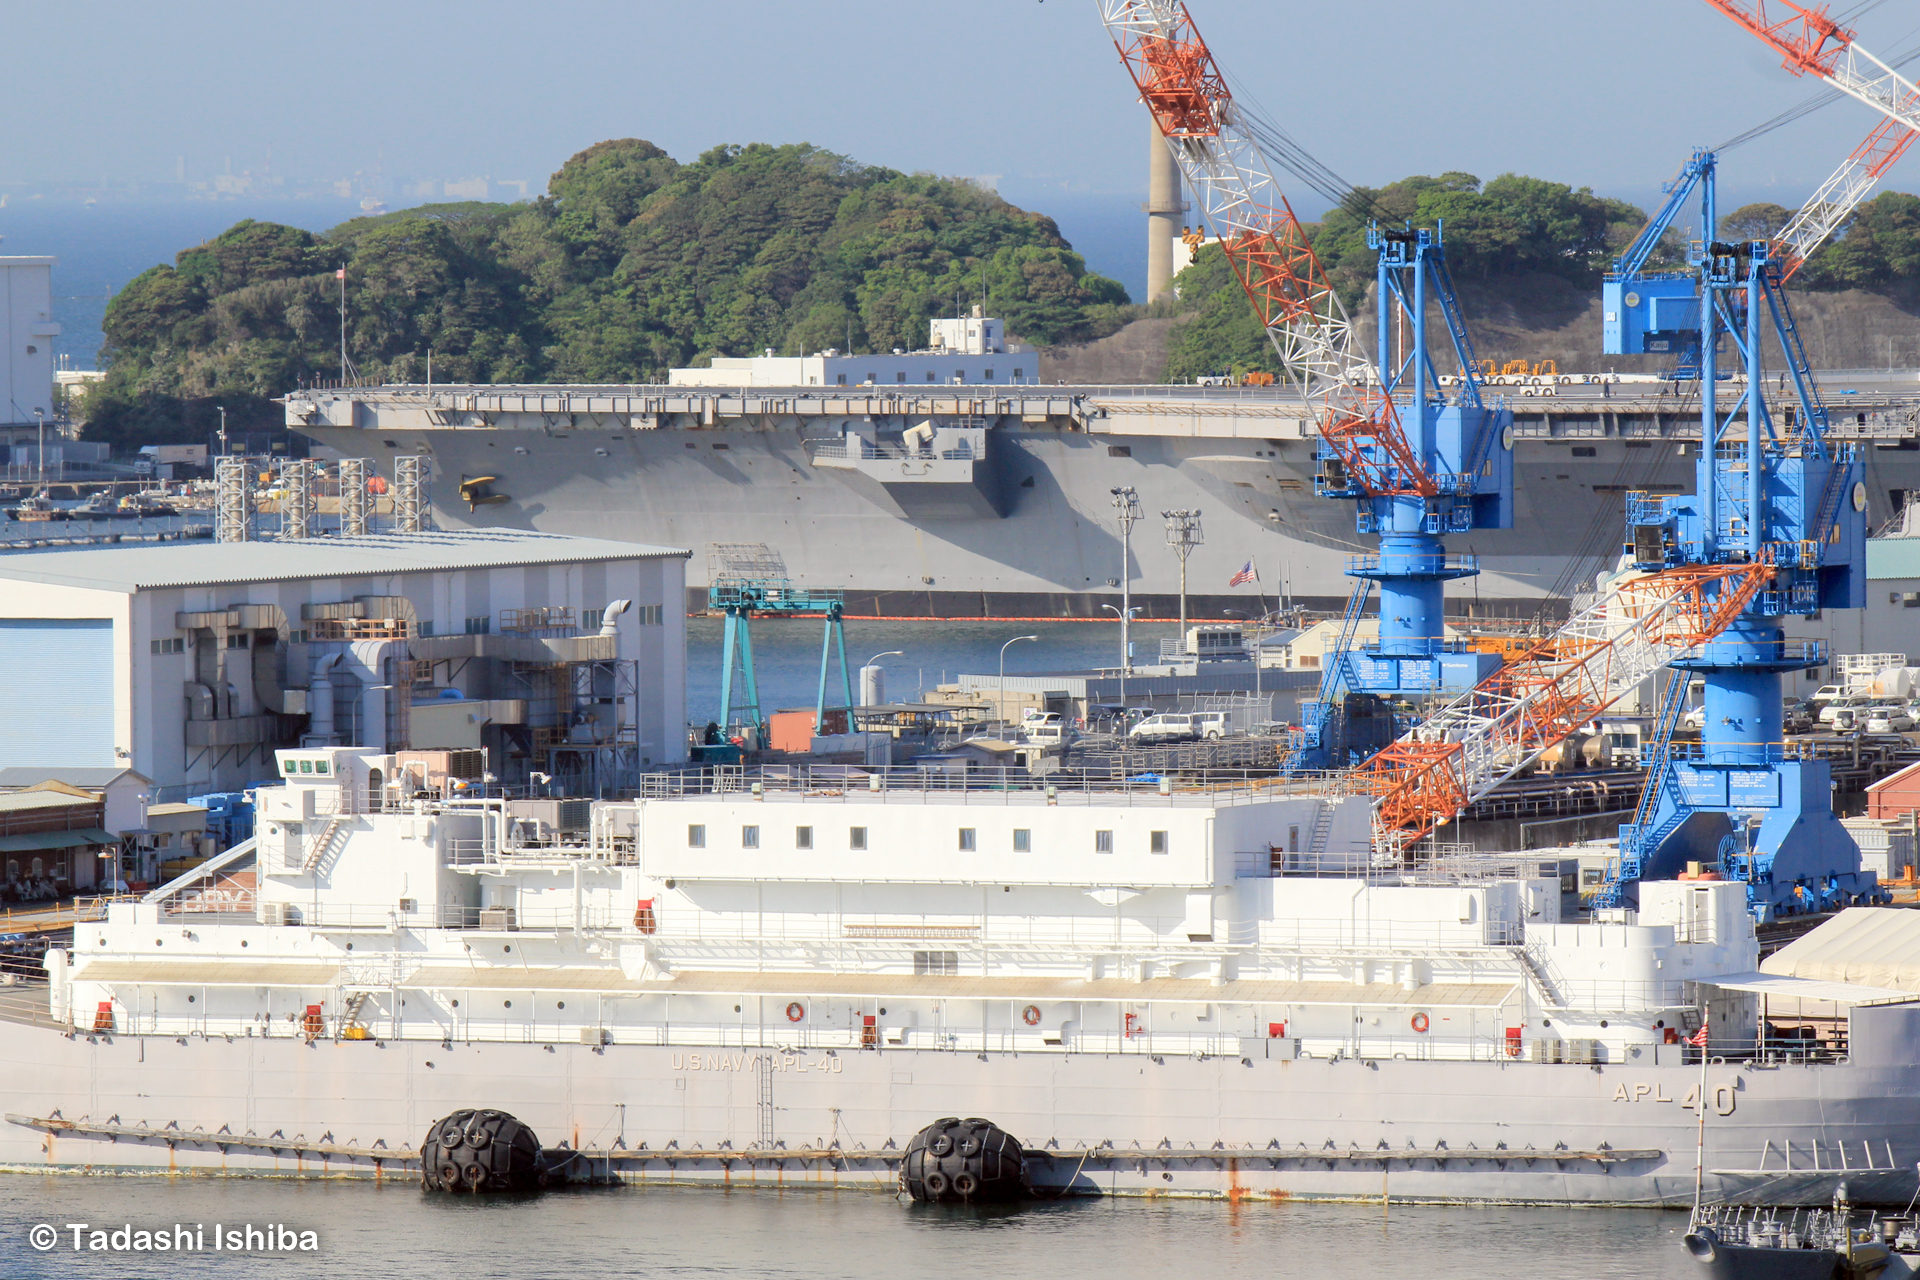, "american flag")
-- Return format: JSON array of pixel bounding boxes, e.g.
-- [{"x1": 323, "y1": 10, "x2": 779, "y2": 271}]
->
[
  {"x1": 1228, "y1": 558, "x2": 1258, "y2": 587},
  {"x1": 1687, "y1": 1020, "x2": 1710, "y2": 1048}
]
